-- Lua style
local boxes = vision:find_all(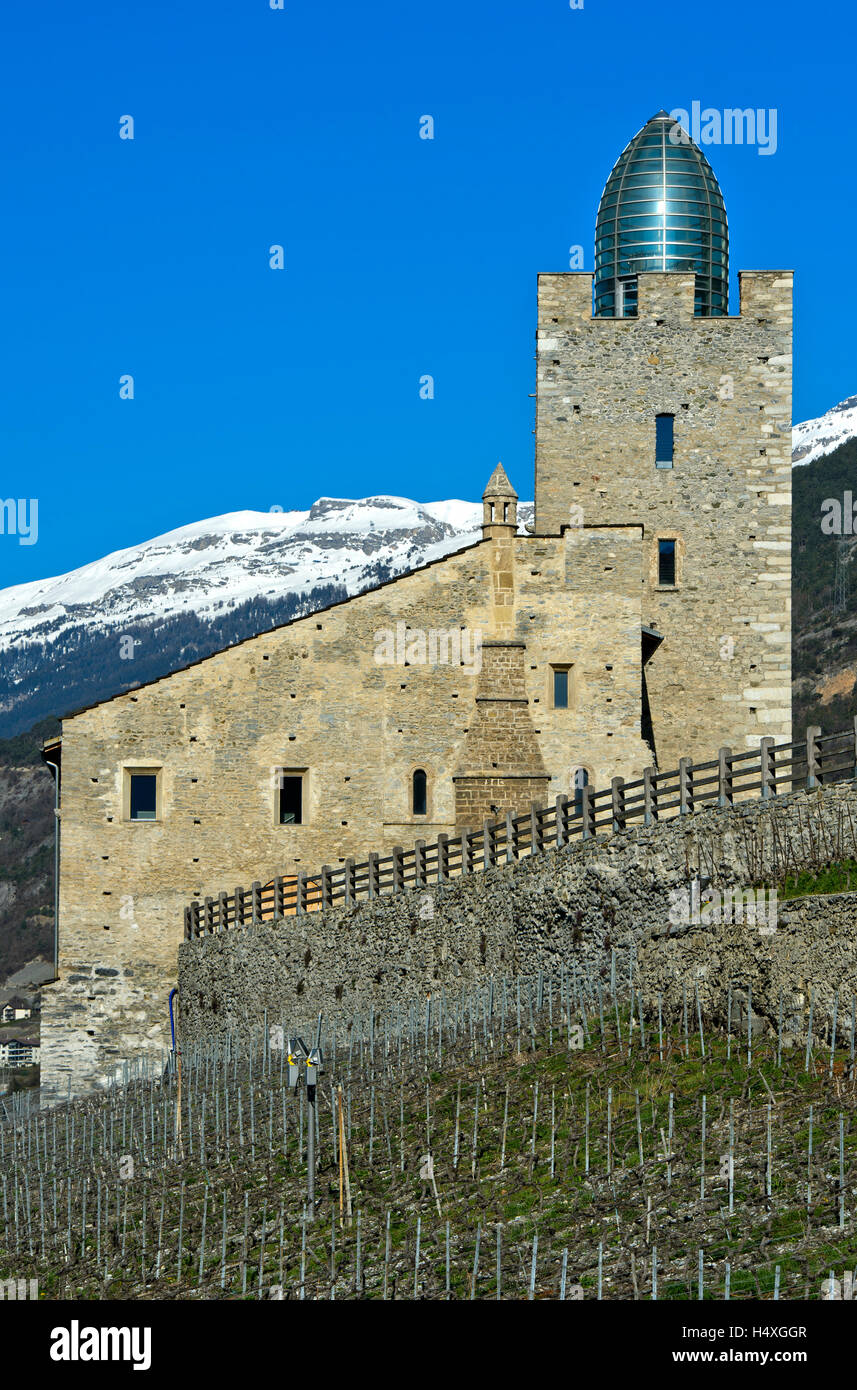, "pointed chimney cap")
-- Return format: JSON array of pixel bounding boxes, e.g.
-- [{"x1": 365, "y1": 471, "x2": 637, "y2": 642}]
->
[{"x1": 482, "y1": 462, "x2": 518, "y2": 500}]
